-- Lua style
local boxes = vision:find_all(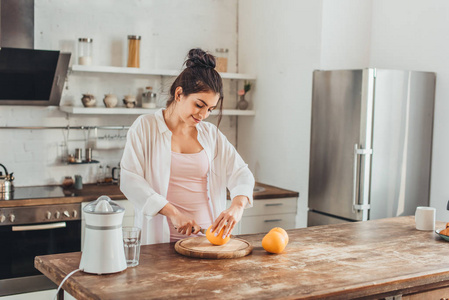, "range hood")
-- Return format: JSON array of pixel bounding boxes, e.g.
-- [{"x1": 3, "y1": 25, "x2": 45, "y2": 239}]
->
[{"x1": 0, "y1": 0, "x2": 71, "y2": 106}]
